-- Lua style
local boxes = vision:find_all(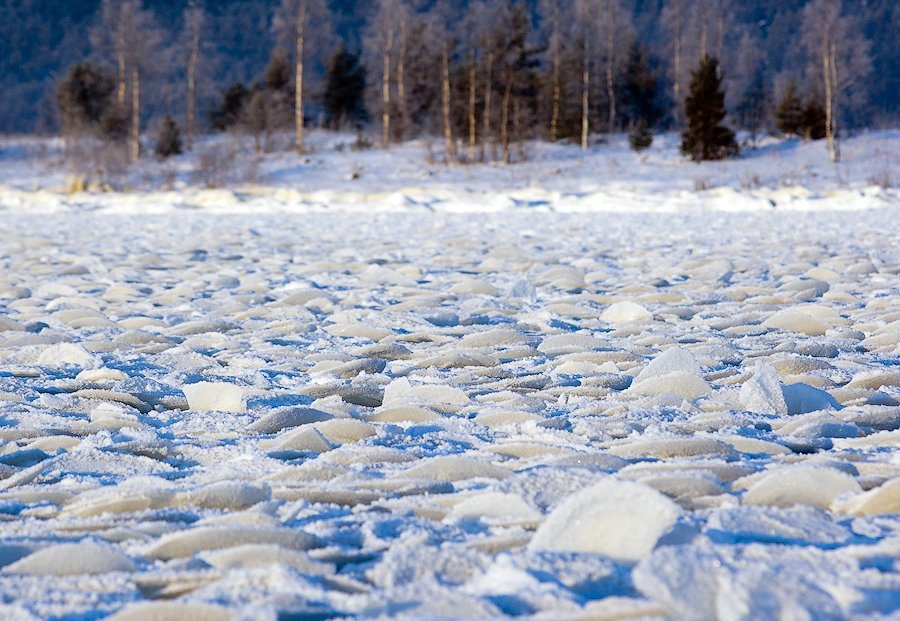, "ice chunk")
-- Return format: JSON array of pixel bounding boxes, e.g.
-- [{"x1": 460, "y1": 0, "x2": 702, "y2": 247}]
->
[
  {"x1": 846, "y1": 370, "x2": 900, "y2": 391},
  {"x1": 627, "y1": 348, "x2": 709, "y2": 400},
  {"x1": 4, "y1": 542, "x2": 134, "y2": 575},
  {"x1": 182, "y1": 382, "x2": 245, "y2": 413},
  {"x1": 202, "y1": 544, "x2": 334, "y2": 573},
  {"x1": 394, "y1": 456, "x2": 511, "y2": 482},
  {"x1": 36, "y1": 343, "x2": 98, "y2": 368},
  {"x1": 0, "y1": 316, "x2": 24, "y2": 332},
  {"x1": 450, "y1": 492, "x2": 541, "y2": 523},
  {"x1": 270, "y1": 426, "x2": 335, "y2": 453},
  {"x1": 459, "y1": 328, "x2": 528, "y2": 347},
  {"x1": 313, "y1": 418, "x2": 377, "y2": 443},
  {"x1": 529, "y1": 478, "x2": 681, "y2": 561},
  {"x1": 608, "y1": 437, "x2": 737, "y2": 460},
  {"x1": 89, "y1": 402, "x2": 143, "y2": 428},
  {"x1": 76, "y1": 367, "x2": 129, "y2": 382},
  {"x1": 509, "y1": 279, "x2": 537, "y2": 300},
  {"x1": 173, "y1": 481, "x2": 271, "y2": 510},
  {"x1": 834, "y1": 477, "x2": 900, "y2": 516},
  {"x1": 383, "y1": 377, "x2": 469, "y2": 405},
  {"x1": 743, "y1": 466, "x2": 861, "y2": 509},
  {"x1": 634, "y1": 544, "x2": 849, "y2": 621},
  {"x1": 601, "y1": 301, "x2": 653, "y2": 325},
  {"x1": 627, "y1": 372, "x2": 711, "y2": 400},
  {"x1": 247, "y1": 407, "x2": 333, "y2": 434},
  {"x1": 740, "y1": 363, "x2": 788, "y2": 416},
  {"x1": 450, "y1": 278, "x2": 498, "y2": 296},
  {"x1": 633, "y1": 347, "x2": 703, "y2": 383},
  {"x1": 371, "y1": 405, "x2": 440, "y2": 423},
  {"x1": 537, "y1": 333, "x2": 606, "y2": 356},
  {"x1": 763, "y1": 308, "x2": 829, "y2": 335},
  {"x1": 107, "y1": 602, "x2": 234, "y2": 621},
  {"x1": 706, "y1": 505, "x2": 852, "y2": 546},
  {"x1": 62, "y1": 488, "x2": 173, "y2": 518},
  {"x1": 781, "y1": 382, "x2": 842, "y2": 415},
  {"x1": 146, "y1": 526, "x2": 322, "y2": 560}
]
